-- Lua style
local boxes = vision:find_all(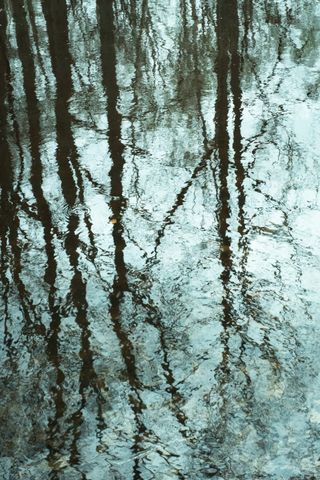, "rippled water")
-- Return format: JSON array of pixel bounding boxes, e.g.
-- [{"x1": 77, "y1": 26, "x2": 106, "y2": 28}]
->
[{"x1": 1, "y1": 1, "x2": 320, "y2": 479}]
